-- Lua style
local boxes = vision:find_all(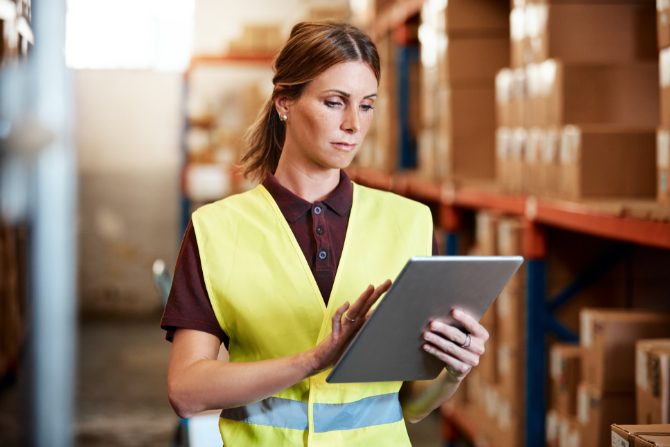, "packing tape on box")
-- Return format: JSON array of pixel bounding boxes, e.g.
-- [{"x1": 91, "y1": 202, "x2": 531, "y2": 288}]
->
[
  {"x1": 580, "y1": 311, "x2": 594, "y2": 348},
  {"x1": 659, "y1": 130, "x2": 670, "y2": 169},
  {"x1": 497, "y1": 127, "x2": 512, "y2": 161},
  {"x1": 542, "y1": 128, "x2": 560, "y2": 165}
]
